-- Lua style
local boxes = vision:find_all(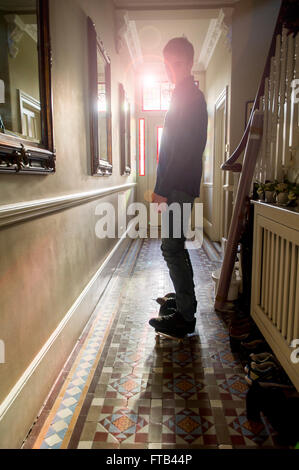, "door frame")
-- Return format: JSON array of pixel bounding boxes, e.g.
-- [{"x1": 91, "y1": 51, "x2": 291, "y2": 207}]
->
[{"x1": 213, "y1": 86, "x2": 229, "y2": 242}]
